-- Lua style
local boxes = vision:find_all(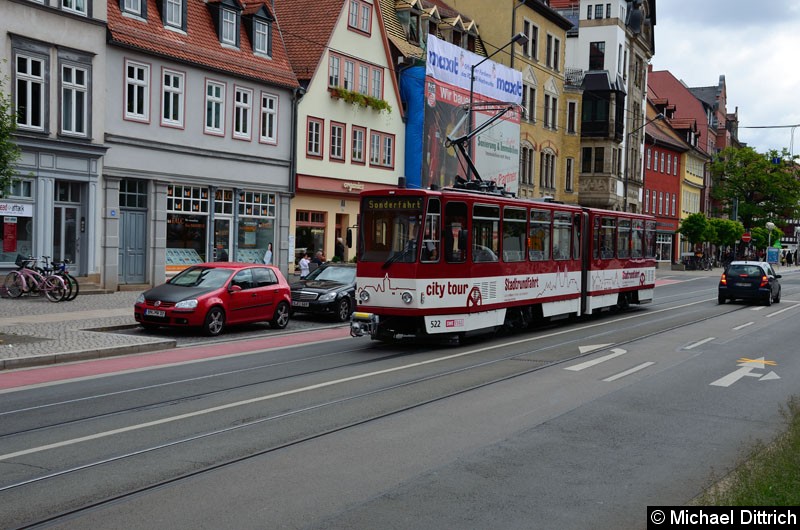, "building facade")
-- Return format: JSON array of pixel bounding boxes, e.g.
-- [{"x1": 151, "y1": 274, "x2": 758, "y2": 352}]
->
[
  {"x1": 2, "y1": 0, "x2": 108, "y2": 281},
  {"x1": 105, "y1": 0, "x2": 300, "y2": 288},
  {"x1": 452, "y1": 0, "x2": 582, "y2": 203},
  {"x1": 275, "y1": 0, "x2": 405, "y2": 270}
]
